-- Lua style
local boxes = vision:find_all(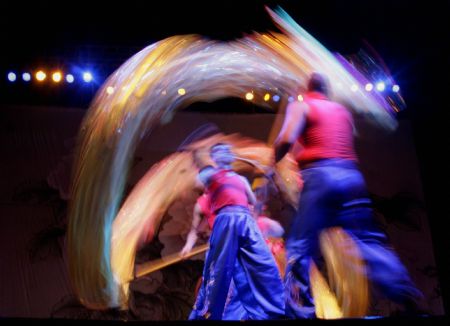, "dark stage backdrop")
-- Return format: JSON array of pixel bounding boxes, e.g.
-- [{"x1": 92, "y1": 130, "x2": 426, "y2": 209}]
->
[{"x1": 0, "y1": 105, "x2": 444, "y2": 319}]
